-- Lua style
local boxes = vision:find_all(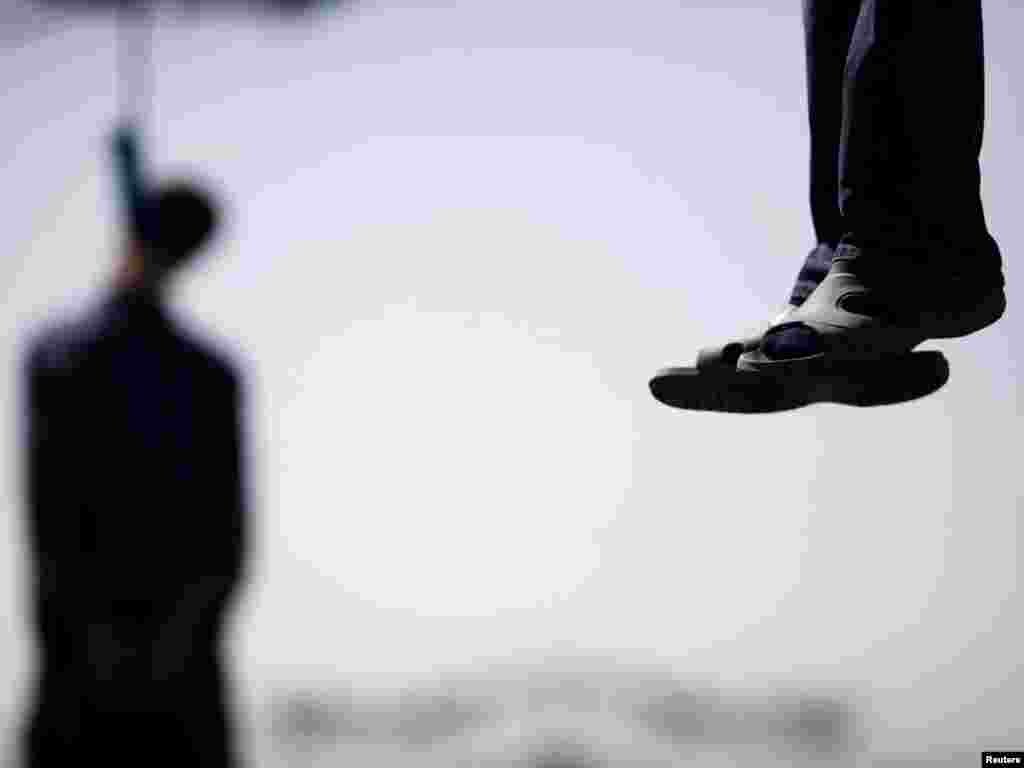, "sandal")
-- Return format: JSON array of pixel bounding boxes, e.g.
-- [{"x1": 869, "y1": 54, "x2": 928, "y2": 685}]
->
[
  {"x1": 648, "y1": 304, "x2": 799, "y2": 413},
  {"x1": 693, "y1": 304, "x2": 799, "y2": 371},
  {"x1": 735, "y1": 240, "x2": 1006, "y2": 374}
]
